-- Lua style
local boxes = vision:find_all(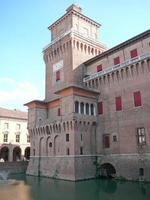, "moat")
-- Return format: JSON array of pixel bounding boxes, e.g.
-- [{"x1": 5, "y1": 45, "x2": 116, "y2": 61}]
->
[{"x1": 0, "y1": 174, "x2": 150, "y2": 200}]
